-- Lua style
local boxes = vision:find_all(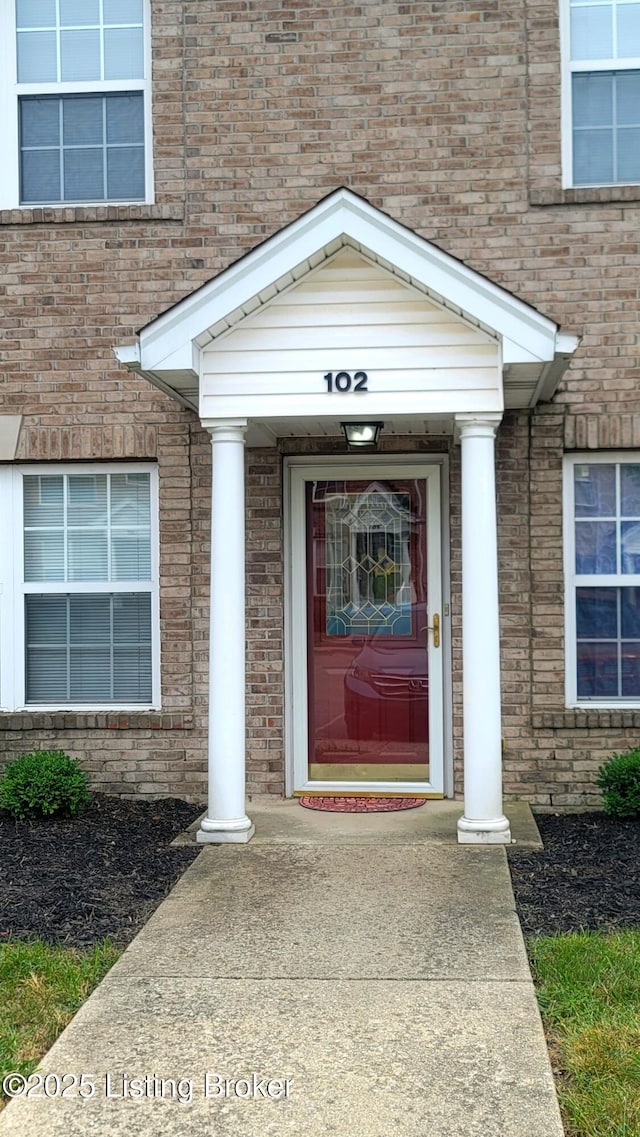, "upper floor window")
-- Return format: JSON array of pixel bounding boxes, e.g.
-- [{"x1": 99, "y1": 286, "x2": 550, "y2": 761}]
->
[
  {"x1": 564, "y1": 455, "x2": 640, "y2": 705},
  {"x1": 561, "y1": 0, "x2": 640, "y2": 186},
  {"x1": 0, "y1": 0, "x2": 153, "y2": 208}
]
